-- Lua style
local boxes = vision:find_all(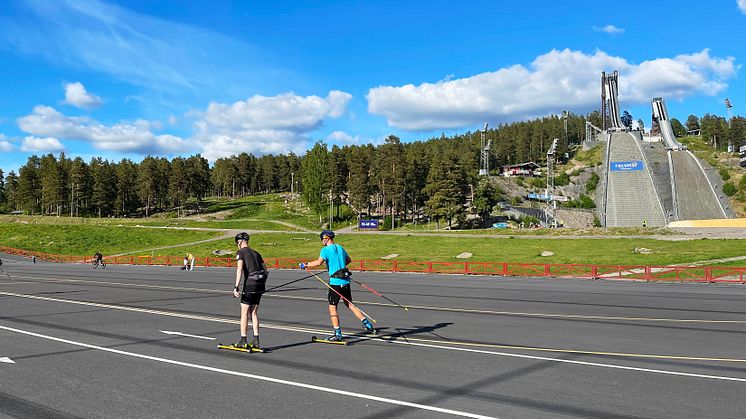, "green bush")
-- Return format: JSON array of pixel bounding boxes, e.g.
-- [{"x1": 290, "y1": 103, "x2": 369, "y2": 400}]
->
[
  {"x1": 723, "y1": 182, "x2": 737, "y2": 196},
  {"x1": 554, "y1": 172, "x2": 571, "y2": 186},
  {"x1": 529, "y1": 178, "x2": 545, "y2": 189},
  {"x1": 719, "y1": 168, "x2": 731, "y2": 181},
  {"x1": 586, "y1": 172, "x2": 599, "y2": 193}
]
